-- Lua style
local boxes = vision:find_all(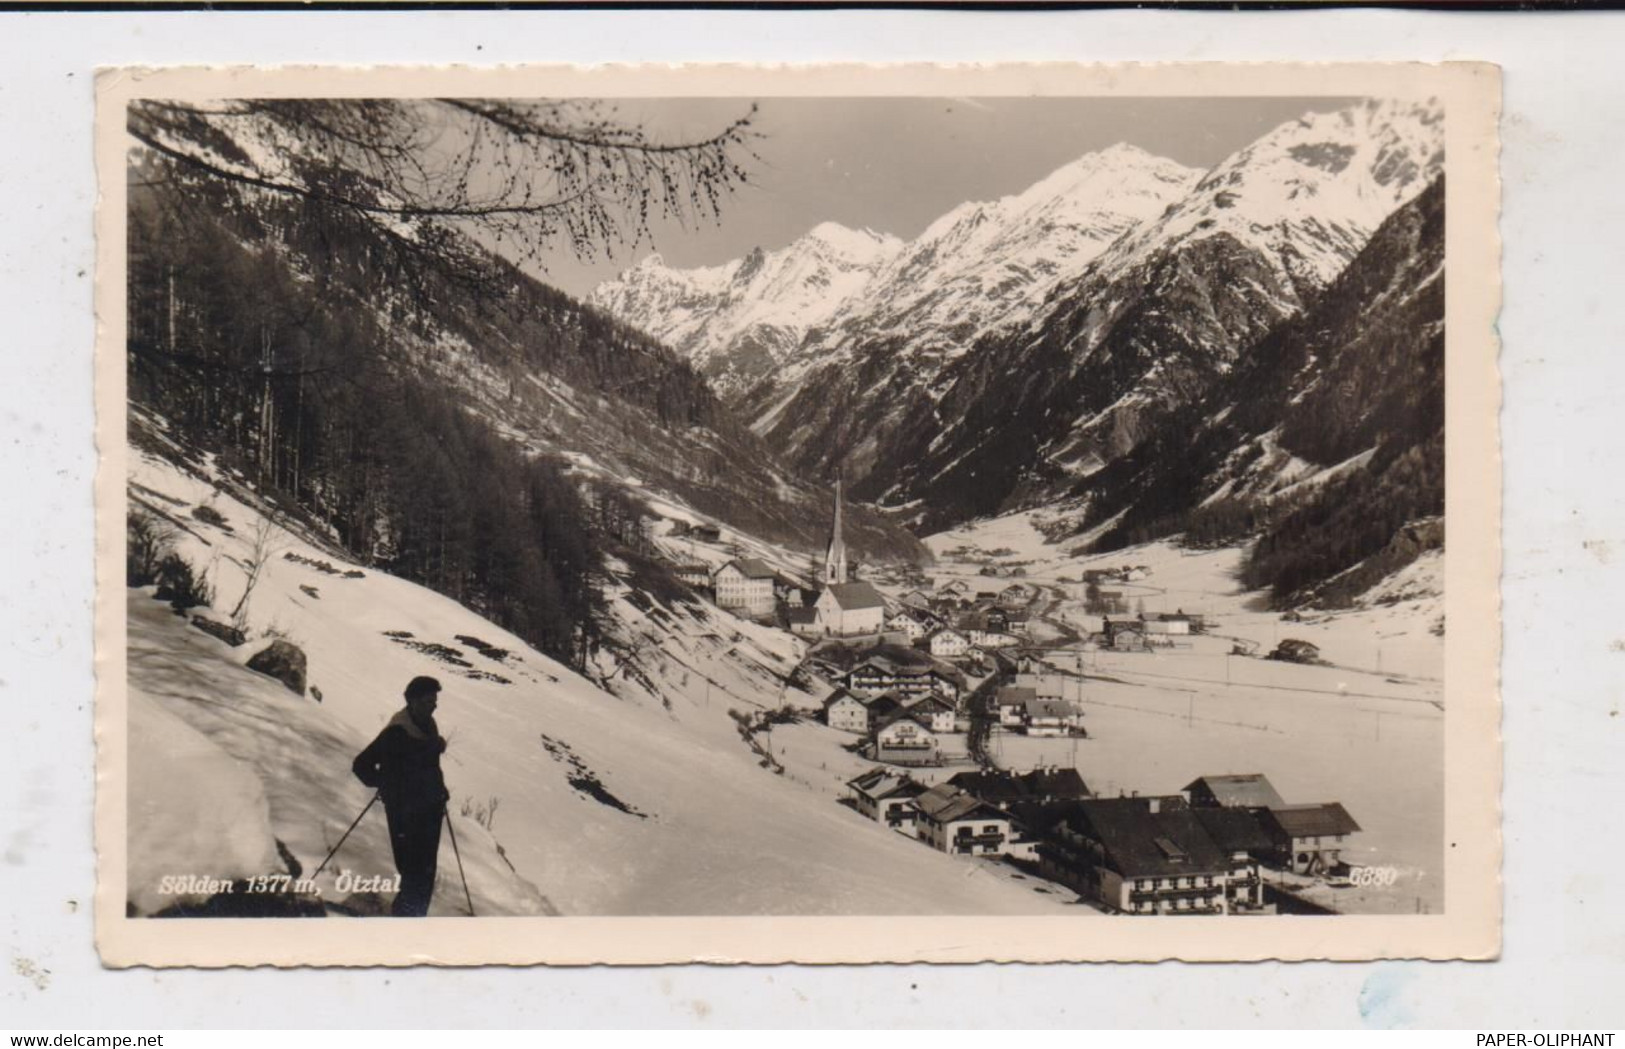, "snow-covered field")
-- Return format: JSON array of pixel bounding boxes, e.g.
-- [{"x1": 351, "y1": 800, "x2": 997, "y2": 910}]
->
[
  {"x1": 917, "y1": 514, "x2": 1446, "y2": 914},
  {"x1": 125, "y1": 447, "x2": 1081, "y2": 917}
]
